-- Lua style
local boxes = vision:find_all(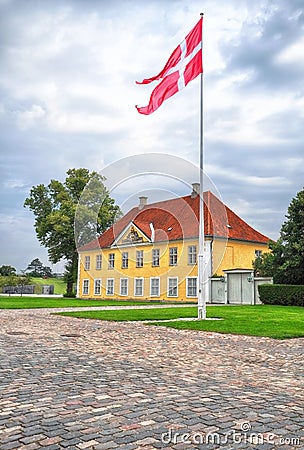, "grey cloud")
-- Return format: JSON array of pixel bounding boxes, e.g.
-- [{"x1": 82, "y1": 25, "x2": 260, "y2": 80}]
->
[
  {"x1": 258, "y1": 110, "x2": 304, "y2": 141},
  {"x1": 220, "y1": 3, "x2": 304, "y2": 91},
  {"x1": 0, "y1": 0, "x2": 303, "y2": 271}
]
